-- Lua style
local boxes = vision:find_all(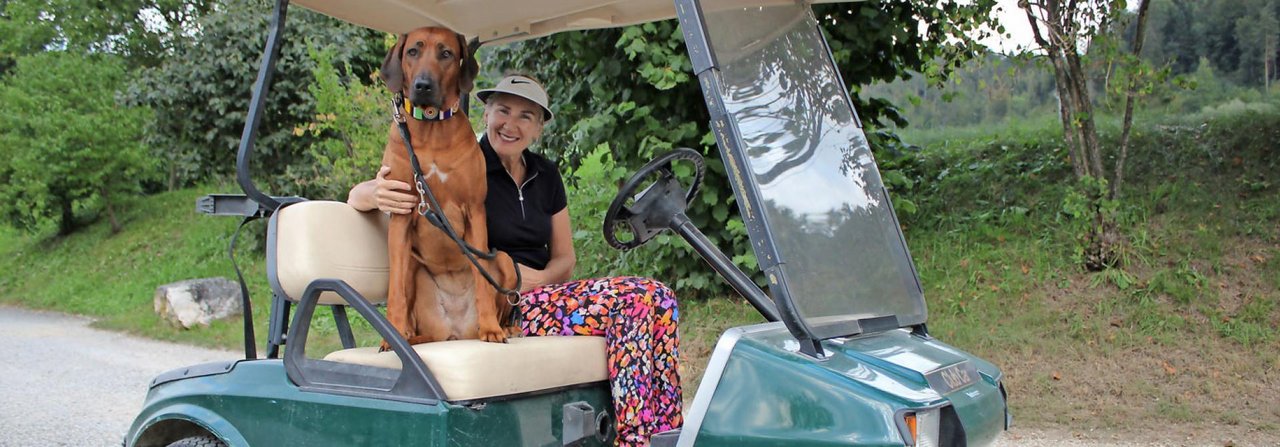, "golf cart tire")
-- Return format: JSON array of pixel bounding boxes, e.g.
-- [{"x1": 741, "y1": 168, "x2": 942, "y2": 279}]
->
[{"x1": 165, "y1": 435, "x2": 226, "y2": 447}]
